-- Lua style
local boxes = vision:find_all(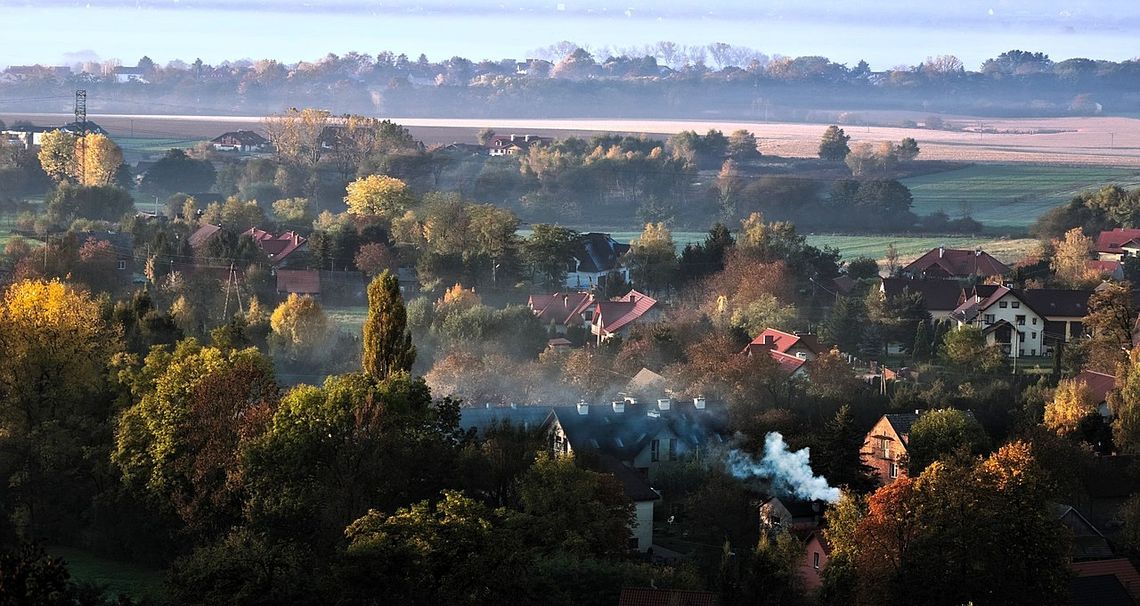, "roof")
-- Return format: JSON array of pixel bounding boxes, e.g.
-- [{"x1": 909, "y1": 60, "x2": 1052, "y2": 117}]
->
[
  {"x1": 572, "y1": 232, "x2": 630, "y2": 274},
  {"x1": 1054, "y1": 504, "x2": 1114, "y2": 560},
  {"x1": 880, "y1": 277, "x2": 966, "y2": 312},
  {"x1": 626, "y1": 368, "x2": 666, "y2": 394},
  {"x1": 595, "y1": 455, "x2": 660, "y2": 502},
  {"x1": 551, "y1": 399, "x2": 730, "y2": 461},
  {"x1": 1089, "y1": 260, "x2": 1125, "y2": 278},
  {"x1": 188, "y1": 224, "x2": 223, "y2": 249},
  {"x1": 72, "y1": 231, "x2": 133, "y2": 254},
  {"x1": 805, "y1": 531, "x2": 833, "y2": 555},
  {"x1": 1073, "y1": 559, "x2": 1140, "y2": 603},
  {"x1": 276, "y1": 269, "x2": 320, "y2": 295},
  {"x1": 882, "y1": 412, "x2": 921, "y2": 443},
  {"x1": 529, "y1": 292, "x2": 594, "y2": 327},
  {"x1": 1074, "y1": 370, "x2": 1118, "y2": 405},
  {"x1": 1068, "y1": 576, "x2": 1136, "y2": 606},
  {"x1": 951, "y1": 286, "x2": 1047, "y2": 323},
  {"x1": 744, "y1": 328, "x2": 825, "y2": 356},
  {"x1": 241, "y1": 228, "x2": 307, "y2": 265},
  {"x1": 763, "y1": 496, "x2": 824, "y2": 519},
  {"x1": 1021, "y1": 289, "x2": 1094, "y2": 319},
  {"x1": 770, "y1": 350, "x2": 809, "y2": 376},
  {"x1": 618, "y1": 588, "x2": 719, "y2": 606},
  {"x1": 458, "y1": 405, "x2": 554, "y2": 435},
  {"x1": 211, "y1": 130, "x2": 268, "y2": 146},
  {"x1": 594, "y1": 290, "x2": 658, "y2": 336},
  {"x1": 1097, "y1": 228, "x2": 1140, "y2": 255},
  {"x1": 903, "y1": 247, "x2": 1010, "y2": 278}
]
